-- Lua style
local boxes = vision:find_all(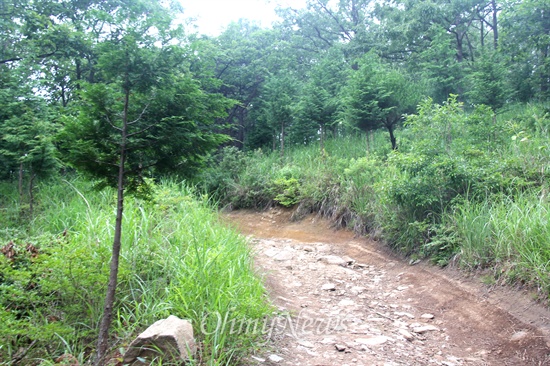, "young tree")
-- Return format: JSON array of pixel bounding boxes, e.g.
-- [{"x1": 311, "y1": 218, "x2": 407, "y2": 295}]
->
[
  {"x1": 344, "y1": 55, "x2": 421, "y2": 150},
  {"x1": 57, "y1": 3, "x2": 232, "y2": 363}
]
